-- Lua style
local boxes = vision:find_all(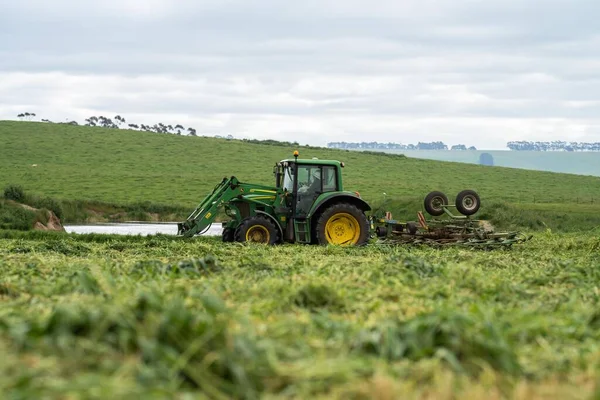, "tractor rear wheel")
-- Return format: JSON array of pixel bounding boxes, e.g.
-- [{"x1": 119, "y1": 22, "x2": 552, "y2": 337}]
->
[
  {"x1": 235, "y1": 216, "x2": 279, "y2": 245},
  {"x1": 455, "y1": 190, "x2": 481, "y2": 216},
  {"x1": 424, "y1": 191, "x2": 449, "y2": 216},
  {"x1": 315, "y1": 203, "x2": 370, "y2": 246}
]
